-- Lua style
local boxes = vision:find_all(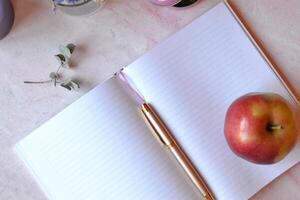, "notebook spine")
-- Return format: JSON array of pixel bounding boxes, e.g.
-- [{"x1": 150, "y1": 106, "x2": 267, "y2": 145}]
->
[
  {"x1": 224, "y1": 0, "x2": 300, "y2": 106},
  {"x1": 115, "y1": 68, "x2": 145, "y2": 105}
]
